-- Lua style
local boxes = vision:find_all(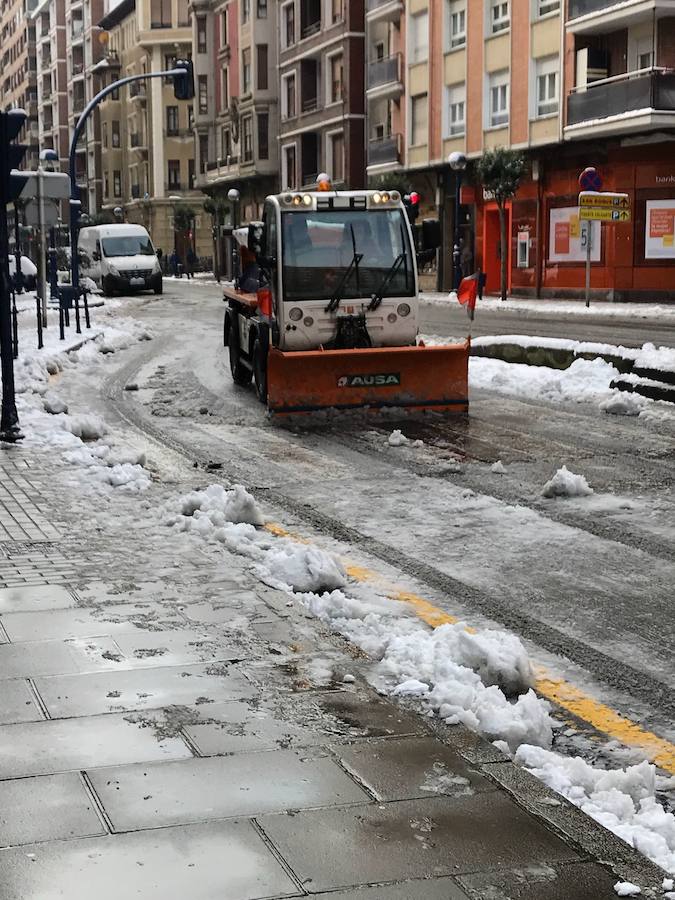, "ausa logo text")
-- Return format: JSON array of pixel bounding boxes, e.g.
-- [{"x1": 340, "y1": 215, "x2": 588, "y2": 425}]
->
[{"x1": 337, "y1": 373, "x2": 401, "y2": 388}]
